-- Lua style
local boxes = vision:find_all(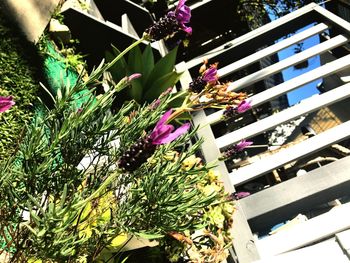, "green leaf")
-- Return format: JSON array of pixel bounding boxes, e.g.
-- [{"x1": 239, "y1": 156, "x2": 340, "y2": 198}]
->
[
  {"x1": 127, "y1": 45, "x2": 143, "y2": 75},
  {"x1": 141, "y1": 45, "x2": 154, "y2": 85},
  {"x1": 128, "y1": 78, "x2": 143, "y2": 102},
  {"x1": 145, "y1": 46, "x2": 178, "y2": 88},
  {"x1": 143, "y1": 71, "x2": 182, "y2": 102},
  {"x1": 135, "y1": 232, "x2": 164, "y2": 239}
]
